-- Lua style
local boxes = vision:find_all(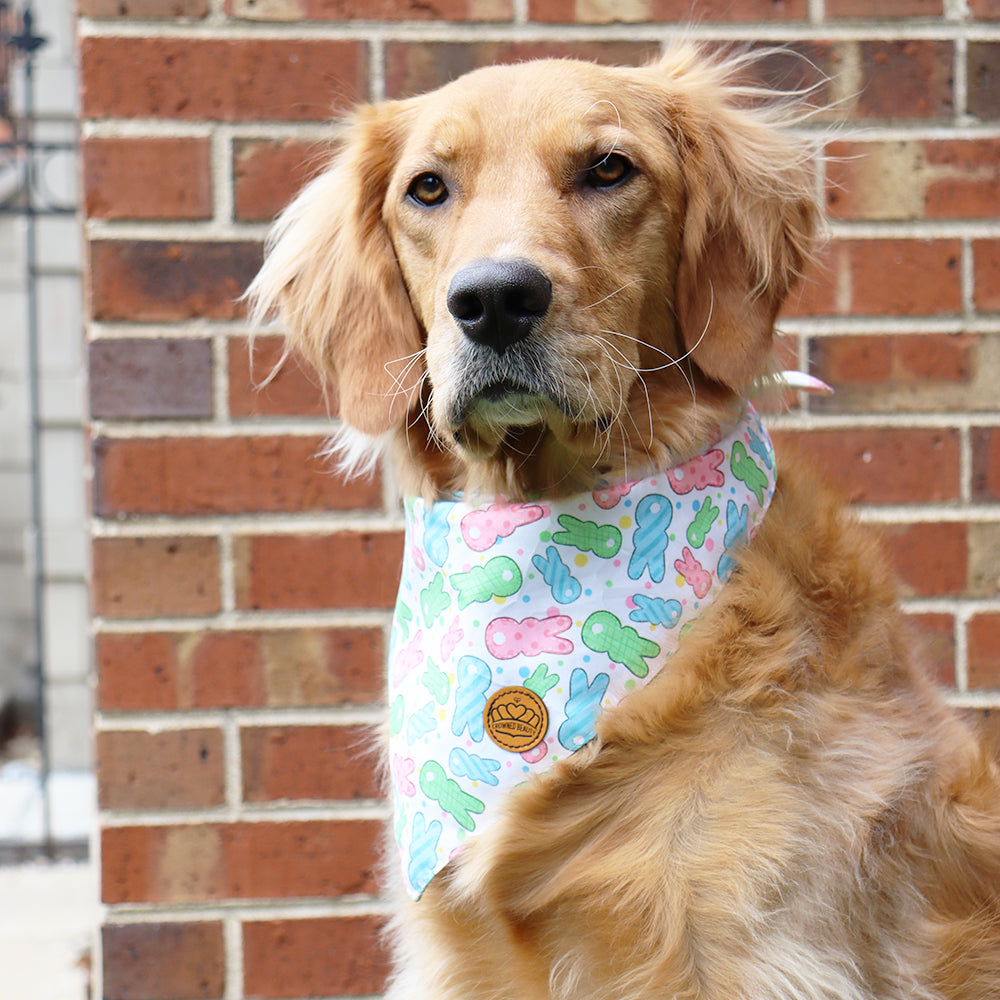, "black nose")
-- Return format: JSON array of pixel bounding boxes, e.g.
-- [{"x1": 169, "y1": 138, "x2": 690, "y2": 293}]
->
[{"x1": 446, "y1": 260, "x2": 552, "y2": 355}]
